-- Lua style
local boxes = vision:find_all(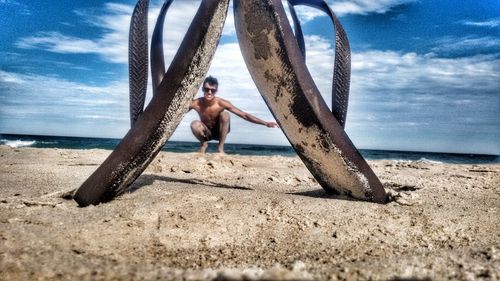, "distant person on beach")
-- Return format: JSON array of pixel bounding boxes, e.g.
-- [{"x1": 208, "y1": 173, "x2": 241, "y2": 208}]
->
[{"x1": 189, "y1": 76, "x2": 278, "y2": 154}]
